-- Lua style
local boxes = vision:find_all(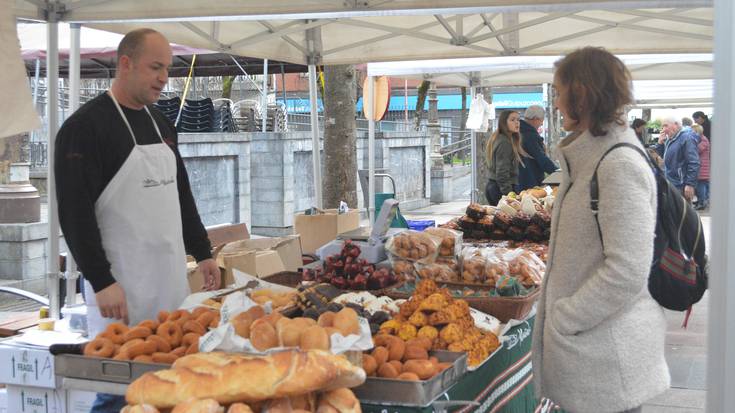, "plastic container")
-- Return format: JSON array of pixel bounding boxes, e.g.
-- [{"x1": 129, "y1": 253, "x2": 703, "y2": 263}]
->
[{"x1": 406, "y1": 219, "x2": 436, "y2": 232}]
